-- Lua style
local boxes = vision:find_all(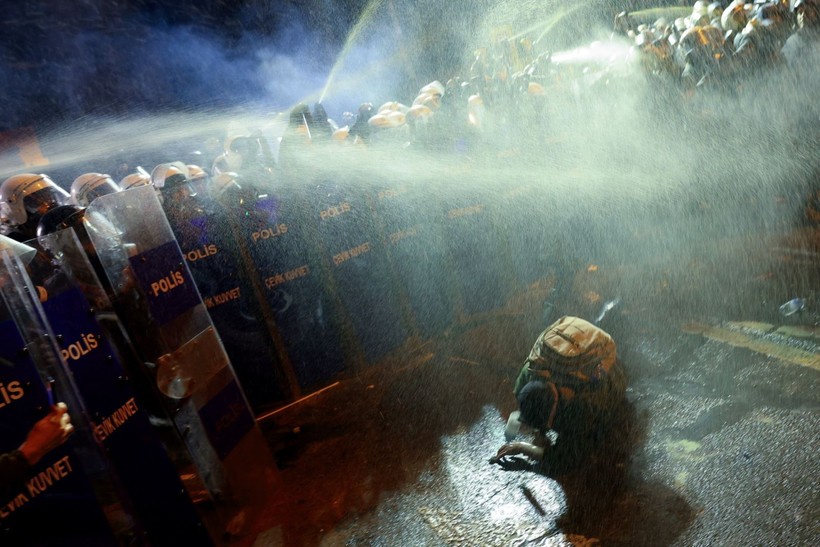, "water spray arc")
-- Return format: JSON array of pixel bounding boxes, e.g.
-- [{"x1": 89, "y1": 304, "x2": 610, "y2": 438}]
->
[
  {"x1": 319, "y1": 0, "x2": 386, "y2": 104},
  {"x1": 532, "y1": 4, "x2": 585, "y2": 45}
]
